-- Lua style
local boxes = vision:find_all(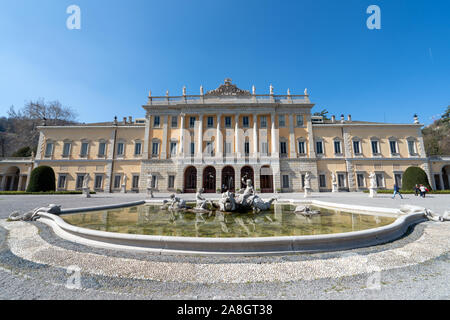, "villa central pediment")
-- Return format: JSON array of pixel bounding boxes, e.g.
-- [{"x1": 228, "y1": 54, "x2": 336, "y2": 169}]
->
[{"x1": 205, "y1": 78, "x2": 251, "y2": 97}]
